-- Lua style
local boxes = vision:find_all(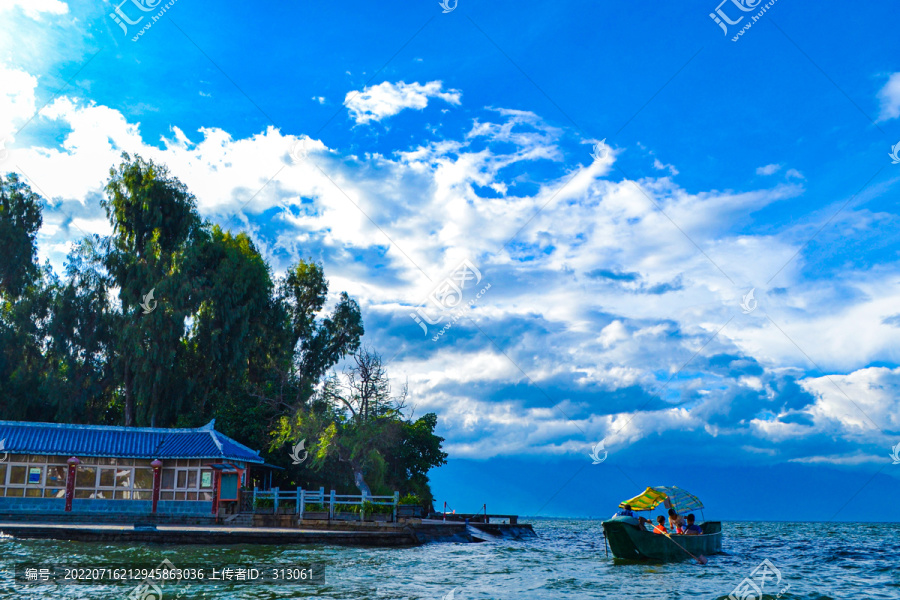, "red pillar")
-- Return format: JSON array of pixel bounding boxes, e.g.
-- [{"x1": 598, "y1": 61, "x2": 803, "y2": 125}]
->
[
  {"x1": 151, "y1": 459, "x2": 162, "y2": 514},
  {"x1": 211, "y1": 470, "x2": 220, "y2": 515},
  {"x1": 64, "y1": 457, "x2": 80, "y2": 512}
]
